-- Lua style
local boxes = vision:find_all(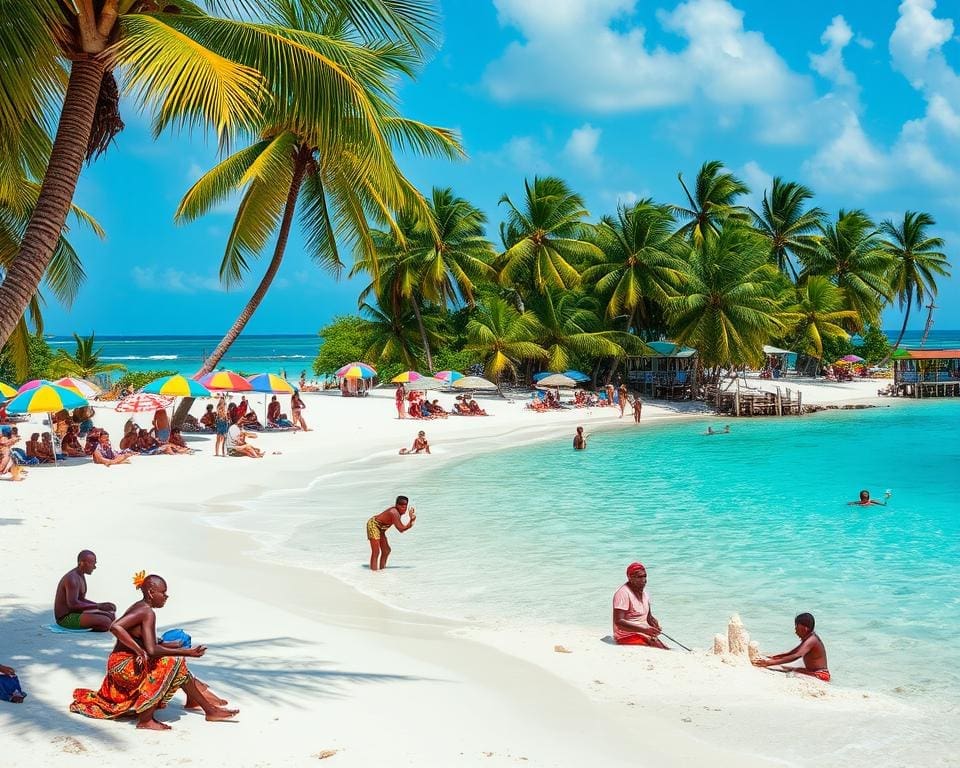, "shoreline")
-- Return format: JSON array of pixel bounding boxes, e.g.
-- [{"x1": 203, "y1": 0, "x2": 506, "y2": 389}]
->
[{"x1": 3, "y1": 381, "x2": 949, "y2": 767}]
